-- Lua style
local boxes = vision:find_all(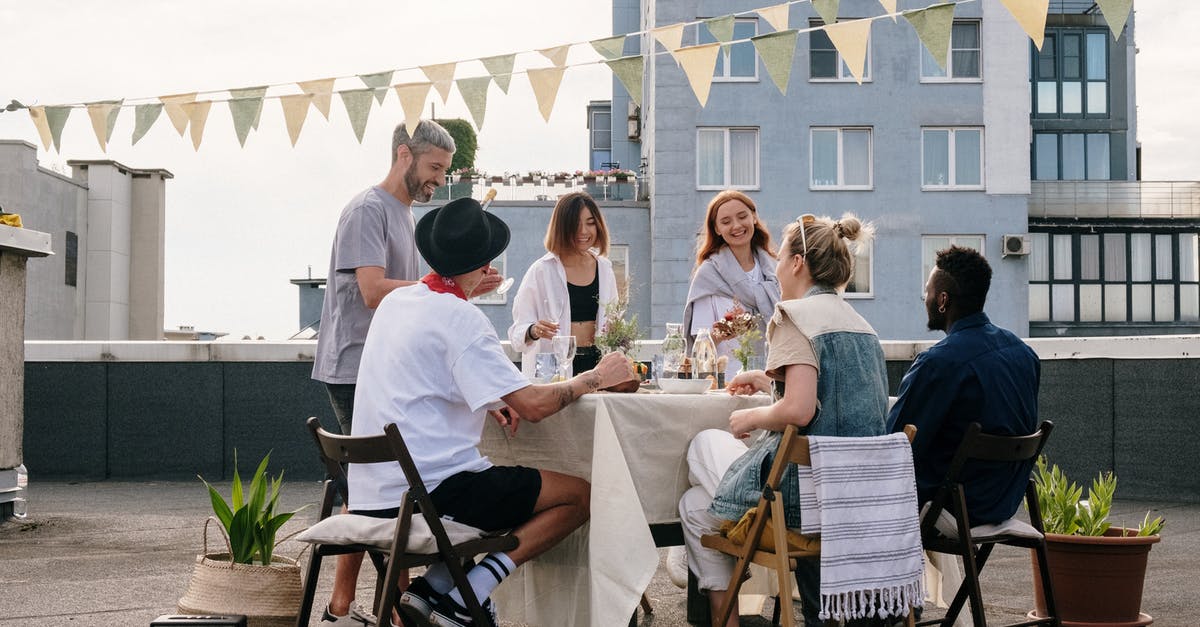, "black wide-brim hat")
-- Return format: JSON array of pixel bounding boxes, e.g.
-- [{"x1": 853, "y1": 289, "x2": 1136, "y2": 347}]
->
[{"x1": 416, "y1": 197, "x2": 511, "y2": 276}]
